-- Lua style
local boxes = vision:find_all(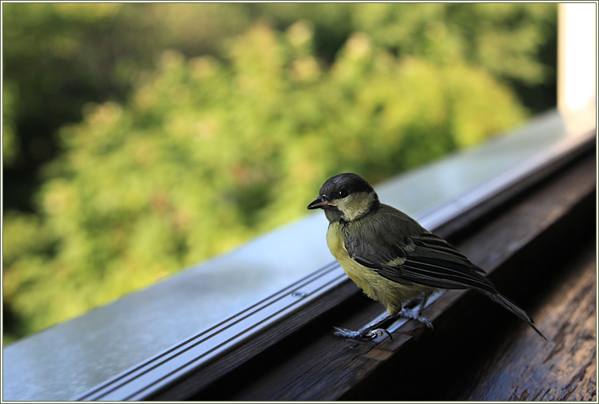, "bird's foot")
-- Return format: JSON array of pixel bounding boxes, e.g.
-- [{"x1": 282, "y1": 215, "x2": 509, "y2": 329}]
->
[
  {"x1": 399, "y1": 306, "x2": 433, "y2": 329},
  {"x1": 333, "y1": 326, "x2": 392, "y2": 340}
]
